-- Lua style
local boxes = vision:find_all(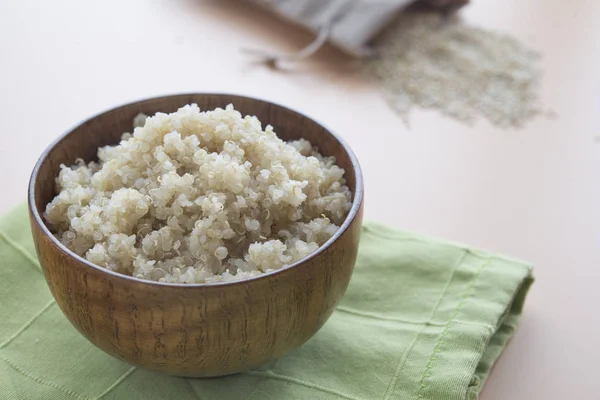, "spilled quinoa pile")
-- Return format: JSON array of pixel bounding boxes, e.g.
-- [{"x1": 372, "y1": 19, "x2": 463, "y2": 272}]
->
[{"x1": 45, "y1": 104, "x2": 352, "y2": 283}]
